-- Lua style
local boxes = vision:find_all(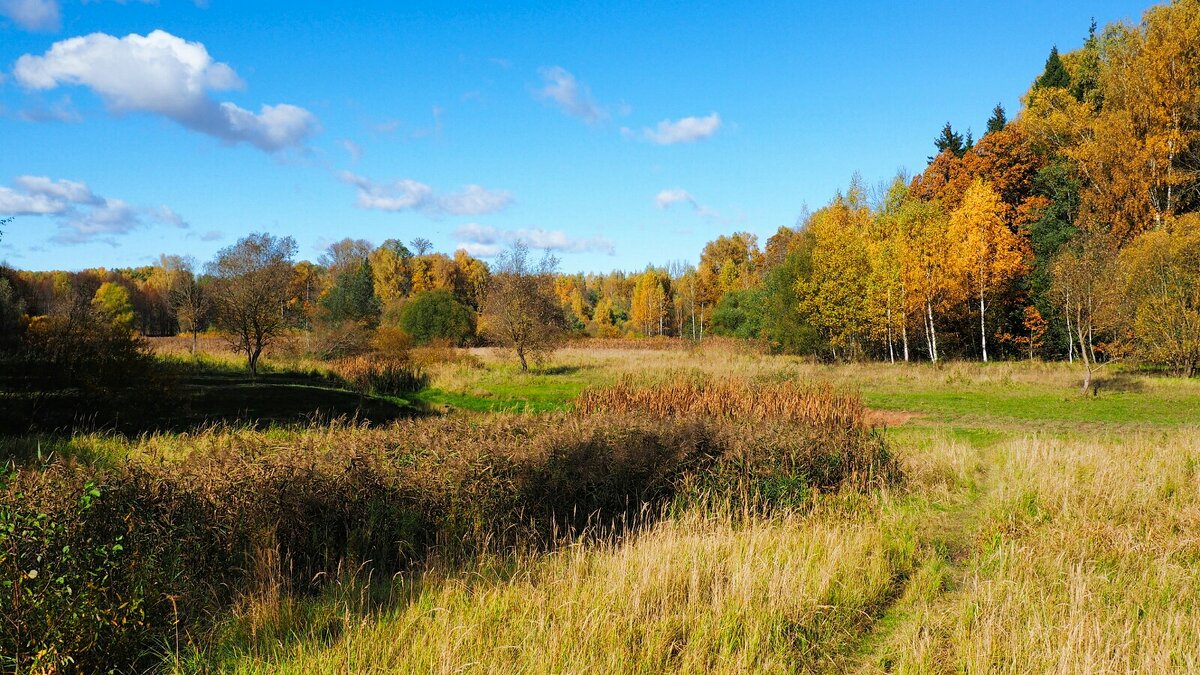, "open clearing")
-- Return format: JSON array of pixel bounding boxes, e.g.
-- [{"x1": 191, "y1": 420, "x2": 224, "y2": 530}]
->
[{"x1": 167, "y1": 347, "x2": 1200, "y2": 673}]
